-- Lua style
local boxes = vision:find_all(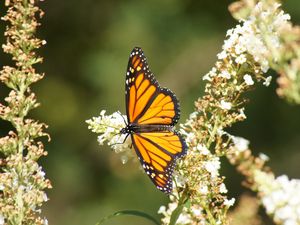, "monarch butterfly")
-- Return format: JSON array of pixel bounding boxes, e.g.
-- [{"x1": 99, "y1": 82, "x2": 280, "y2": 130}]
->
[{"x1": 120, "y1": 47, "x2": 187, "y2": 194}]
